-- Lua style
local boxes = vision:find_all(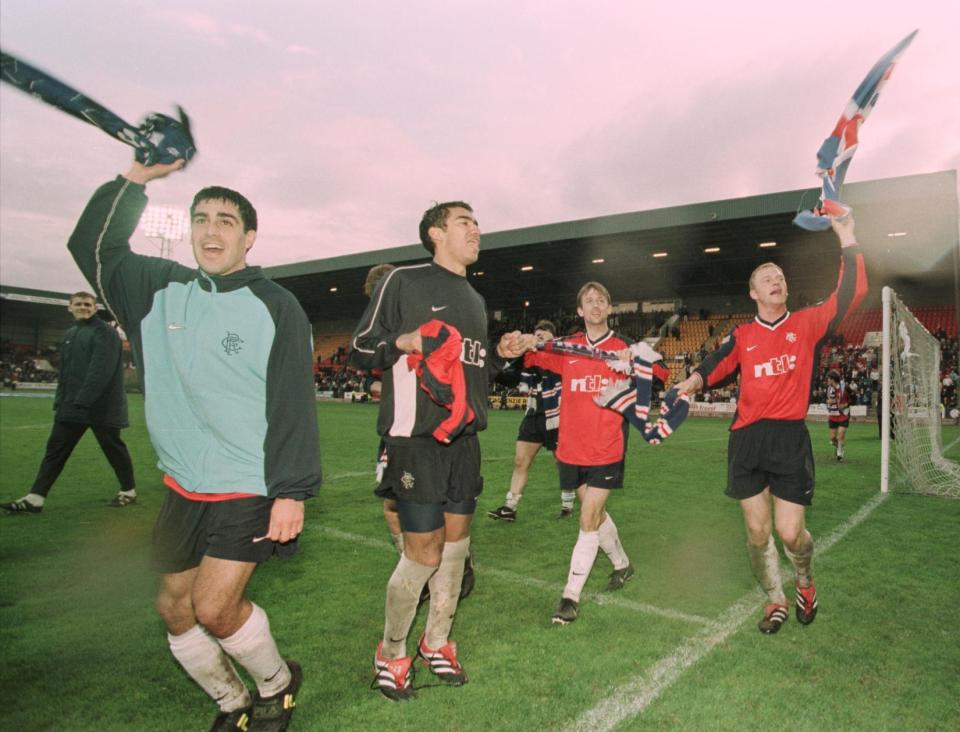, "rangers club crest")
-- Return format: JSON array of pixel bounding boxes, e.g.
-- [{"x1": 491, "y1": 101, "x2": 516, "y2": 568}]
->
[
  {"x1": 400, "y1": 471, "x2": 415, "y2": 491},
  {"x1": 786, "y1": 332, "x2": 797, "y2": 343},
  {"x1": 222, "y1": 331, "x2": 244, "y2": 355}
]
